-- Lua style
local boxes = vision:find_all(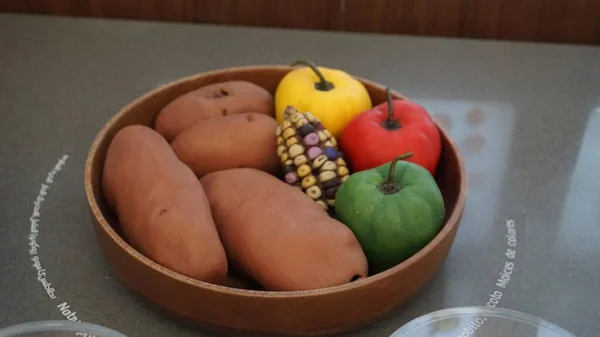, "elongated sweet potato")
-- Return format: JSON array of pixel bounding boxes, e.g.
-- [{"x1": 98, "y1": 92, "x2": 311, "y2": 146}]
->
[
  {"x1": 200, "y1": 168, "x2": 369, "y2": 291},
  {"x1": 155, "y1": 80, "x2": 274, "y2": 141},
  {"x1": 171, "y1": 113, "x2": 279, "y2": 178},
  {"x1": 102, "y1": 125, "x2": 228, "y2": 284}
]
